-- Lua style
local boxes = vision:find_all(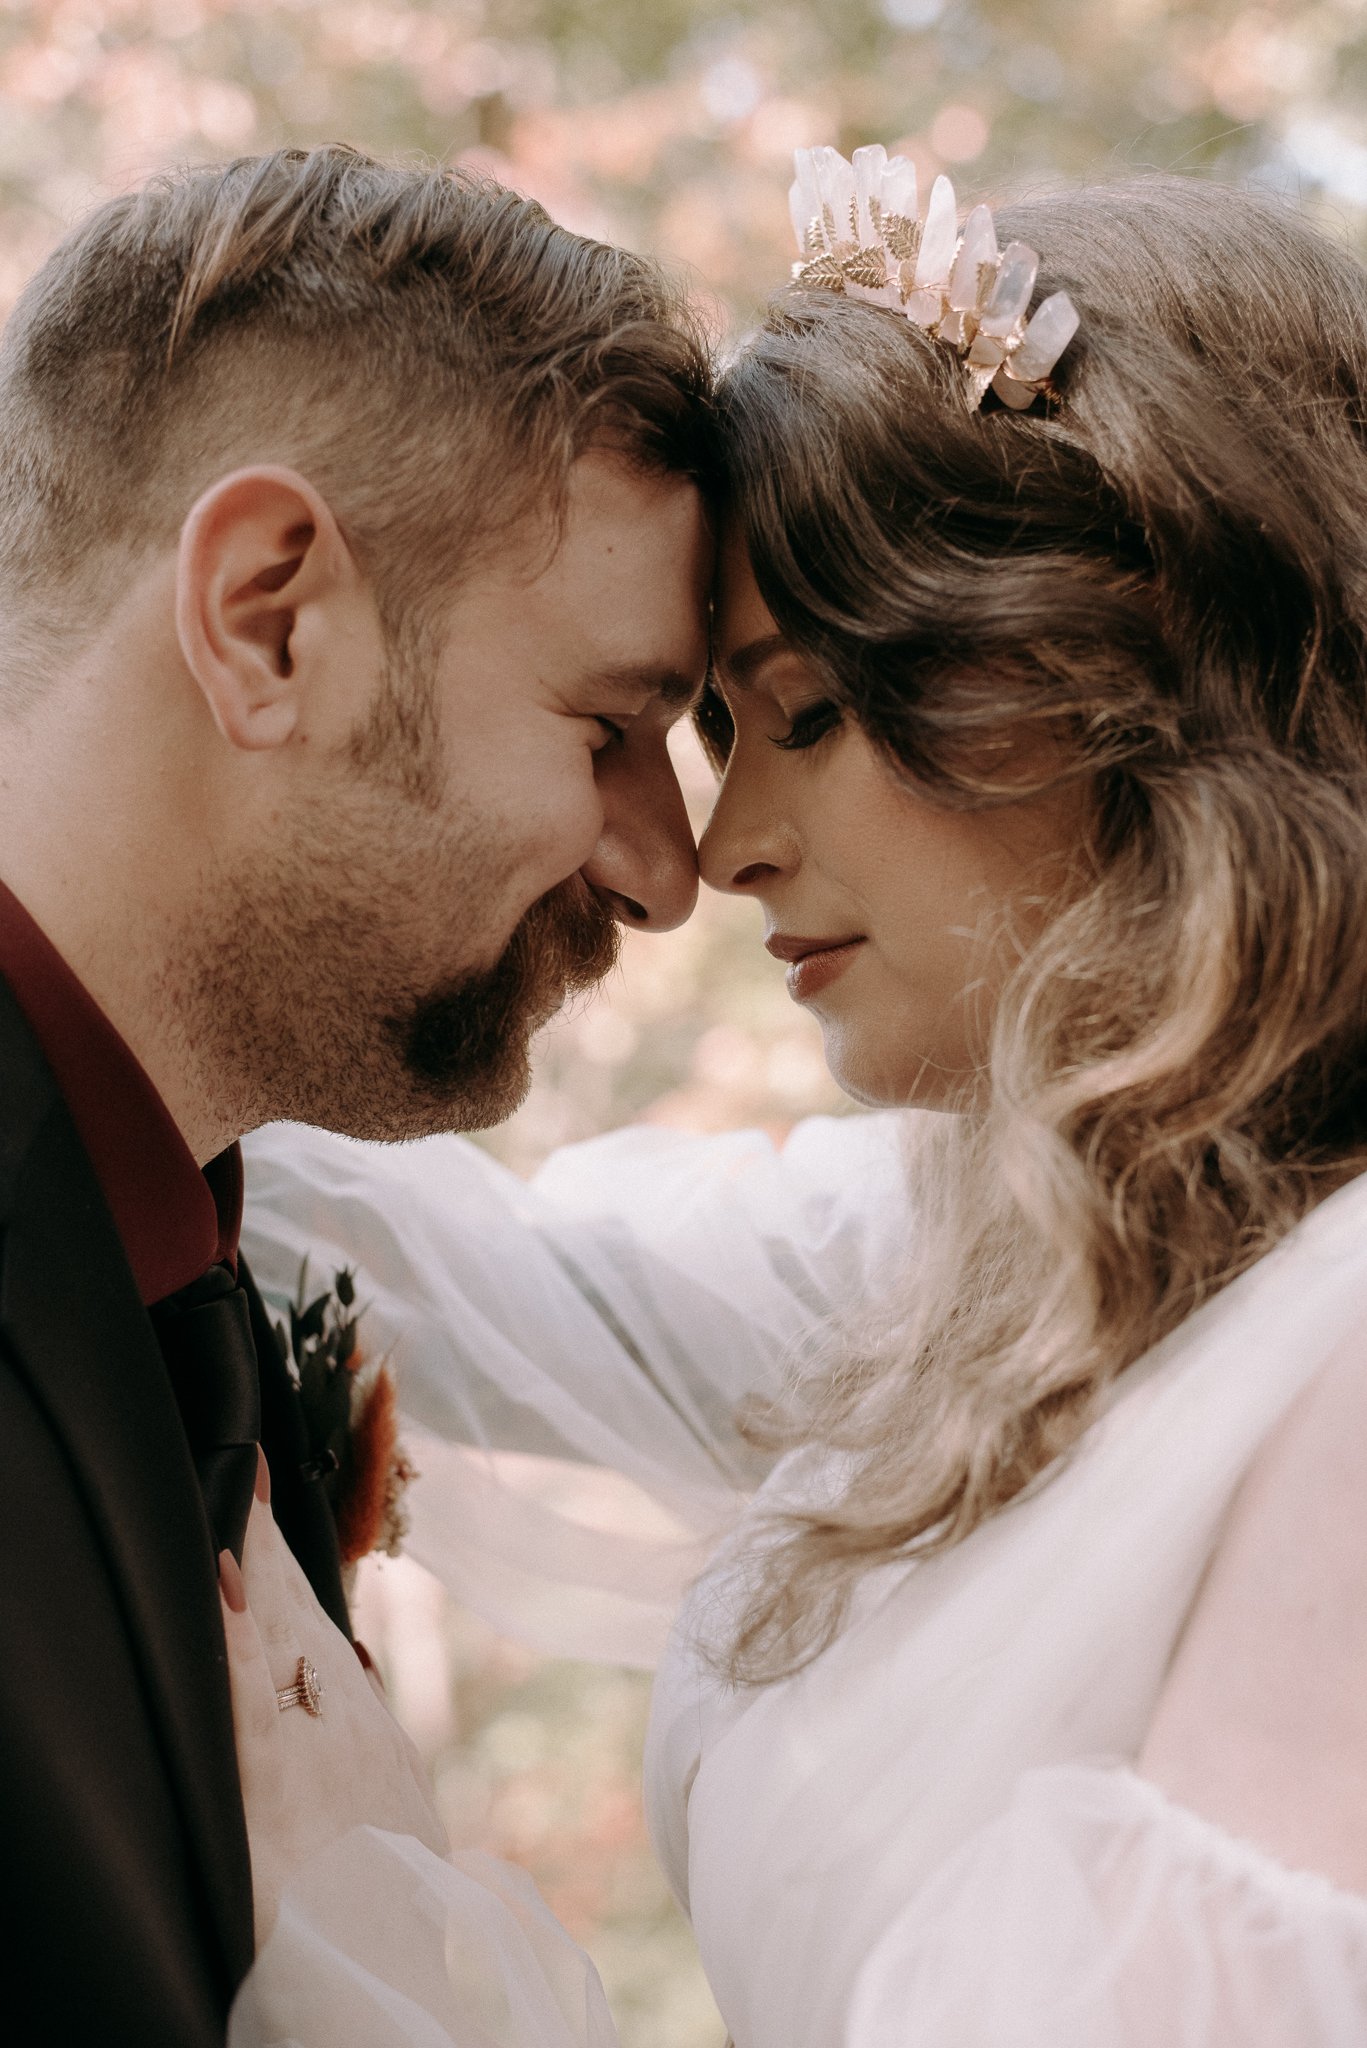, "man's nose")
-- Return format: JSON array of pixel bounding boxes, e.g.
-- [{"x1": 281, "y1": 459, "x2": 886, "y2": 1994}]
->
[{"x1": 581, "y1": 741, "x2": 699, "y2": 932}]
